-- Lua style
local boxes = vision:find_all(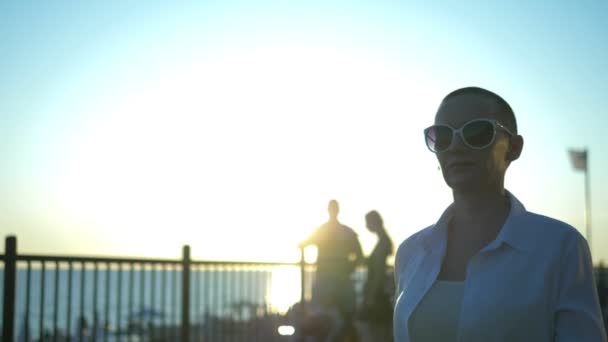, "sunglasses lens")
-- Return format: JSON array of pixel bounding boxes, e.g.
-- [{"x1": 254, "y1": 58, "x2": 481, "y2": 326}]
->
[
  {"x1": 425, "y1": 126, "x2": 453, "y2": 152},
  {"x1": 463, "y1": 120, "x2": 495, "y2": 148}
]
